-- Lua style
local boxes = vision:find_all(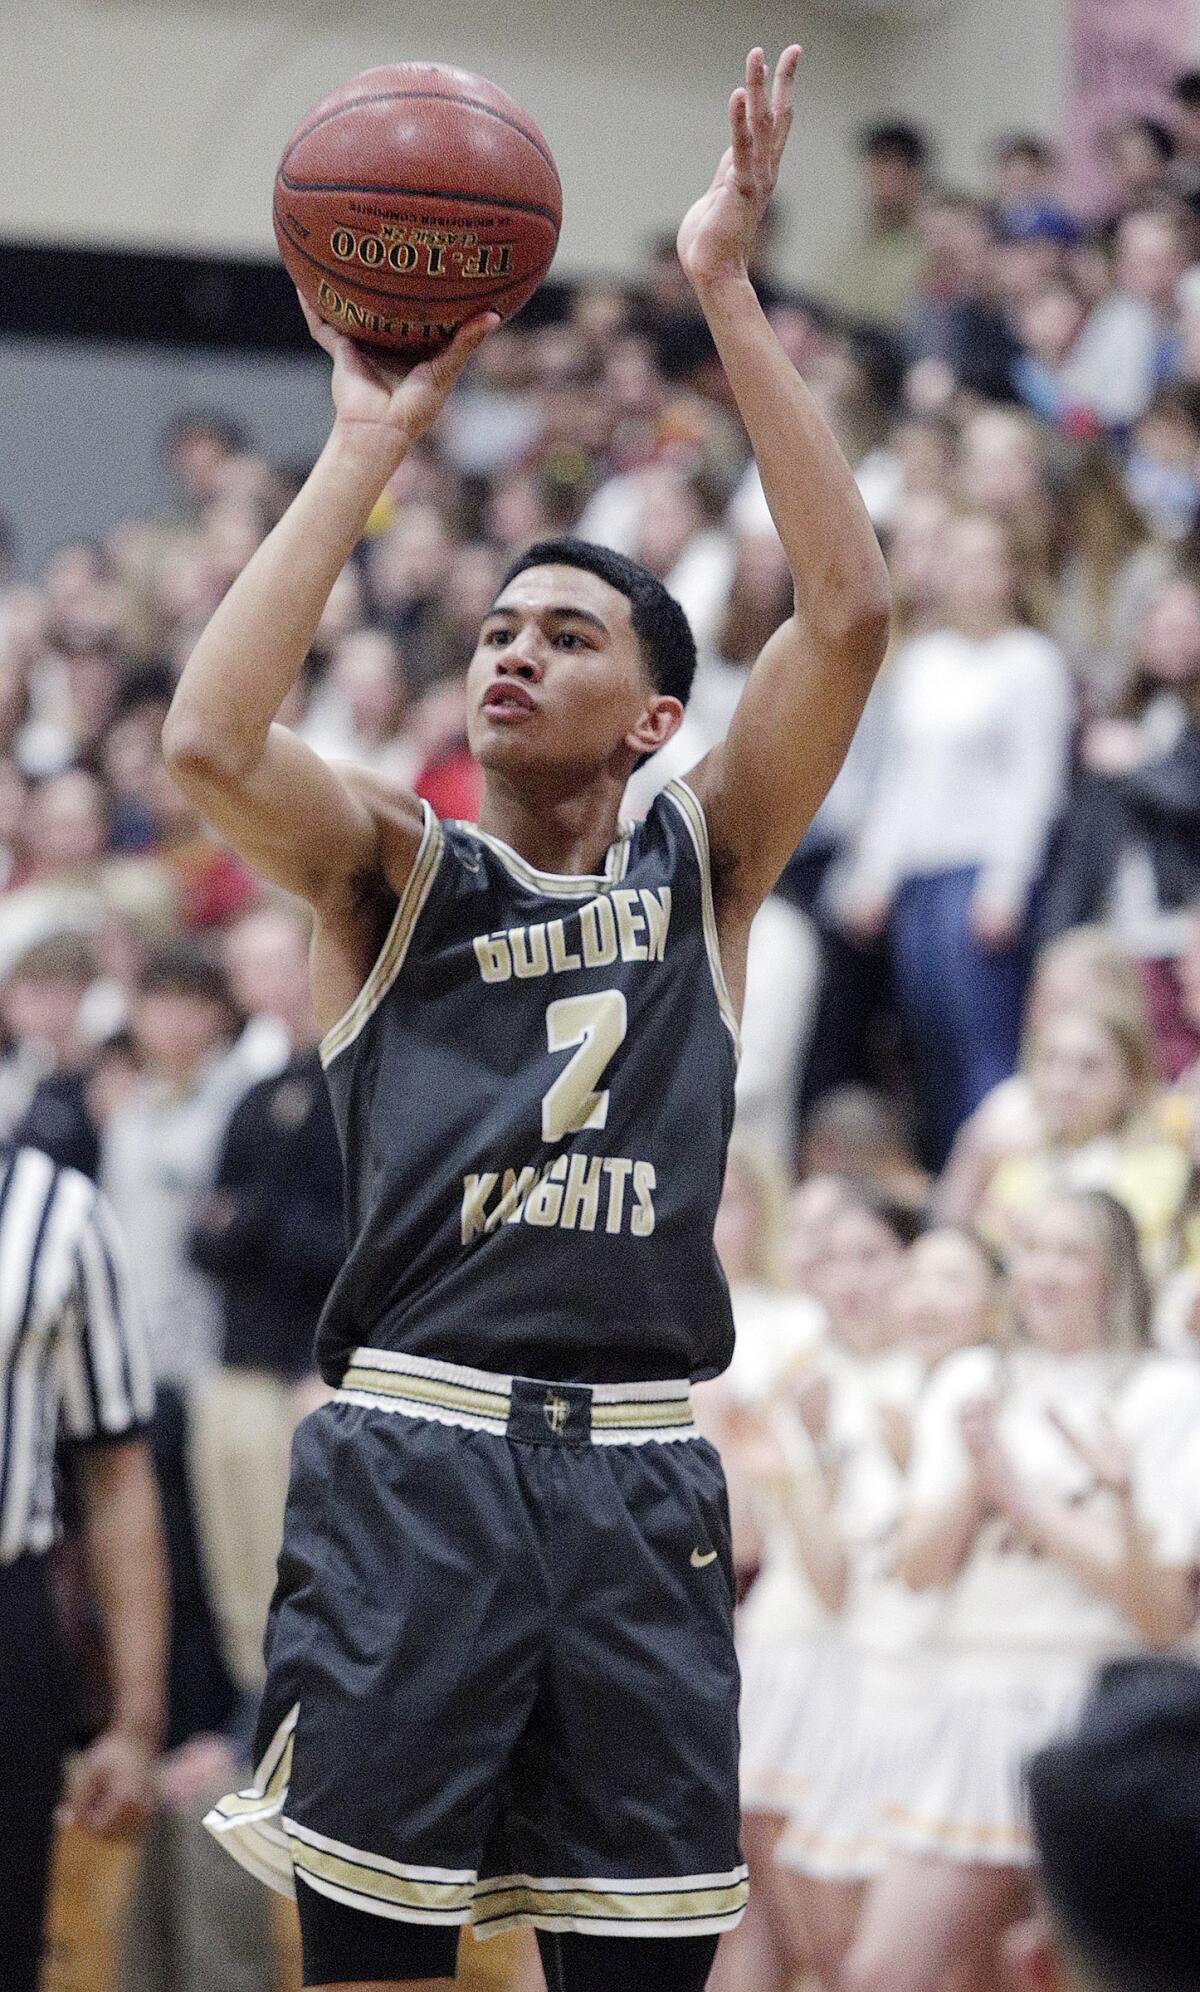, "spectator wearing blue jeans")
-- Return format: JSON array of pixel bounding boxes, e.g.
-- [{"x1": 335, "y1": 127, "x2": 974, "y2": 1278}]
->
[{"x1": 841, "y1": 512, "x2": 1073, "y2": 1164}]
